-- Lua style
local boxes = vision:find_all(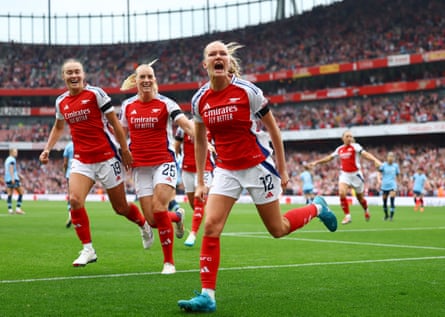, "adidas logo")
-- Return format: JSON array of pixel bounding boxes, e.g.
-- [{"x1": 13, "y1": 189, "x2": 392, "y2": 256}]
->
[
  {"x1": 131, "y1": 109, "x2": 137, "y2": 115},
  {"x1": 203, "y1": 103, "x2": 211, "y2": 111},
  {"x1": 200, "y1": 266, "x2": 210, "y2": 273},
  {"x1": 64, "y1": 105, "x2": 70, "y2": 110},
  {"x1": 265, "y1": 191, "x2": 274, "y2": 199},
  {"x1": 161, "y1": 238, "x2": 172, "y2": 246}
]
